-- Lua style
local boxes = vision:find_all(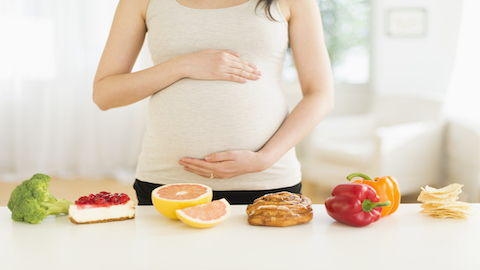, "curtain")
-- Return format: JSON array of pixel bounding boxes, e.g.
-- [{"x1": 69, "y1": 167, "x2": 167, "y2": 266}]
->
[
  {"x1": 0, "y1": 0, "x2": 152, "y2": 183},
  {"x1": 444, "y1": 0, "x2": 480, "y2": 201},
  {"x1": 445, "y1": 0, "x2": 480, "y2": 125}
]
